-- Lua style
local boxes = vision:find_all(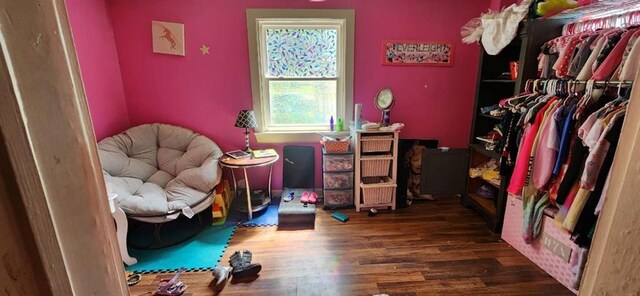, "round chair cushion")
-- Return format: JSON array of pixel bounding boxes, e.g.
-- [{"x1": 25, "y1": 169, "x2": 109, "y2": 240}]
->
[{"x1": 98, "y1": 123, "x2": 222, "y2": 221}]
